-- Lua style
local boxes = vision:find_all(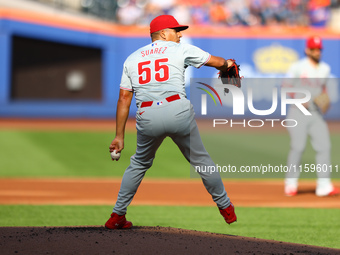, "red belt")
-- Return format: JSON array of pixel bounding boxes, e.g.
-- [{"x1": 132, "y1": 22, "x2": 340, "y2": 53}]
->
[{"x1": 140, "y1": 94, "x2": 181, "y2": 108}]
